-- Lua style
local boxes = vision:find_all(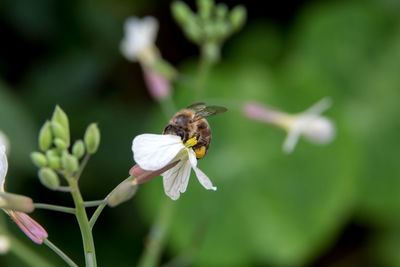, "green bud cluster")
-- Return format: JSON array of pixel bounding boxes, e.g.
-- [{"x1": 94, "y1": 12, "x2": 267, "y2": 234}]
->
[
  {"x1": 31, "y1": 105, "x2": 101, "y2": 190},
  {"x1": 171, "y1": 0, "x2": 247, "y2": 63}
]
